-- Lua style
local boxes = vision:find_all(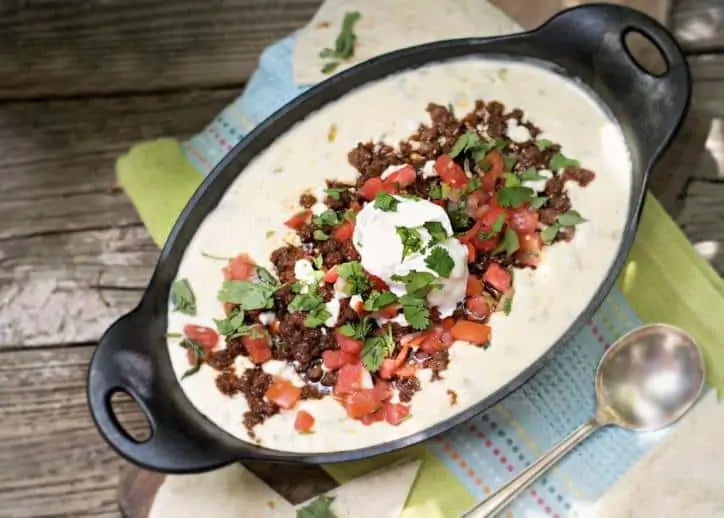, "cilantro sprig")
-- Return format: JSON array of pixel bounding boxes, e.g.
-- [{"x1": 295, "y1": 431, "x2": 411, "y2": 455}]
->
[
  {"x1": 541, "y1": 210, "x2": 587, "y2": 244},
  {"x1": 396, "y1": 226, "x2": 424, "y2": 259},
  {"x1": 425, "y1": 247, "x2": 455, "y2": 277},
  {"x1": 374, "y1": 191, "x2": 399, "y2": 212},
  {"x1": 171, "y1": 278, "x2": 196, "y2": 315},
  {"x1": 337, "y1": 261, "x2": 371, "y2": 295},
  {"x1": 449, "y1": 131, "x2": 503, "y2": 161},
  {"x1": 213, "y1": 308, "x2": 255, "y2": 339},
  {"x1": 361, "y1": 326, "x2": 396, "y2": 372},
  {"x1": 319, "y1": 11, "x2": 361, "y2": 74},
  {"x1": 180, "y1": 338, "x2": 205, "y2": 379},
  {"x1": 297, "y1": 495, "x2": 338, "y2": 518}
]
